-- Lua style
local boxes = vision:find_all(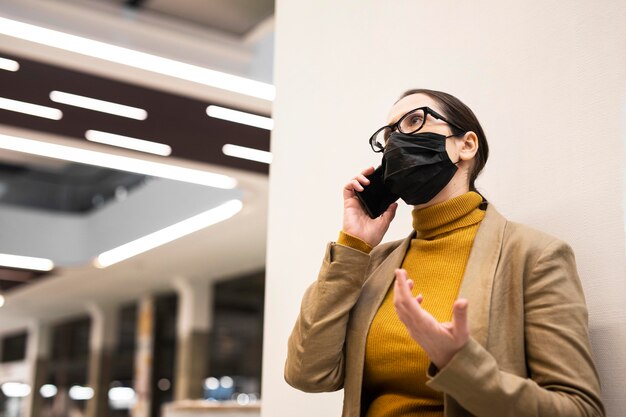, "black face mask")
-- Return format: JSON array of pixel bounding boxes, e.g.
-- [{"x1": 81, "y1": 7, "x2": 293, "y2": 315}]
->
[{"x1": 382, "y1": 131, "x2": 459, "y2": 205}]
